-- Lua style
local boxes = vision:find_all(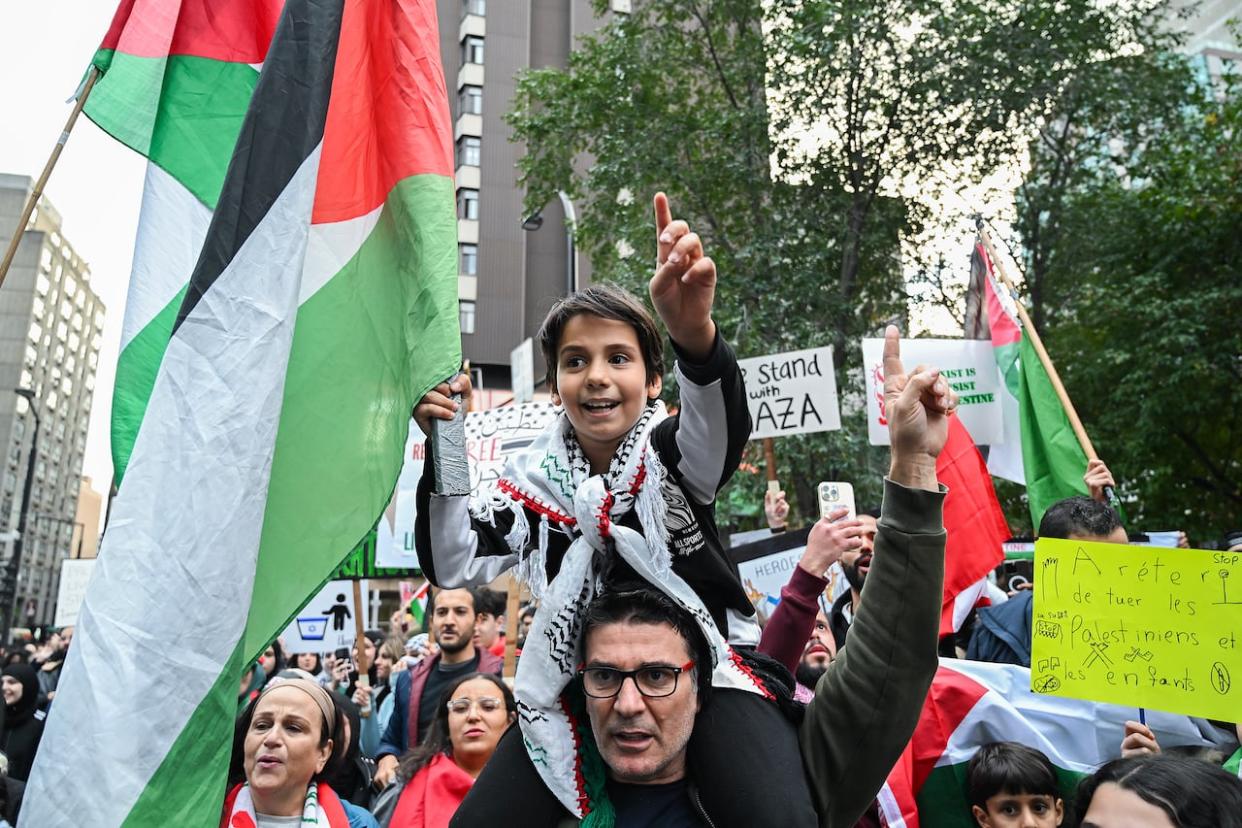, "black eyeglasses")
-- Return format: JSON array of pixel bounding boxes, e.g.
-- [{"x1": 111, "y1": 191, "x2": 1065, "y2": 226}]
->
[{"x1": 577, "y1": 661, "x2": 695, "y2": 699}]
